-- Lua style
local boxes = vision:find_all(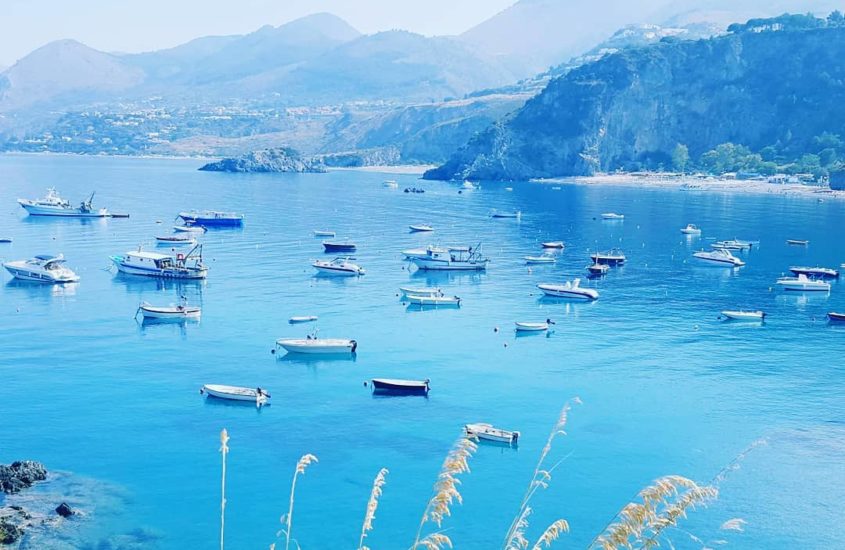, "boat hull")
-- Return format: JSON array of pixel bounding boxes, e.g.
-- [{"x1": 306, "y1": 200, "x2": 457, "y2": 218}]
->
[
  {"x1": 693, "y1": 254, "x2": 744, "y2": 267},
  {"x1": 202, "y1": 385, "x2": 268, "y2": 403},
  {"x1": 139, "y1": 306, "x2": 201, "y2": 320},
  {"x1": 828, "y1": 312, "x2": 845, "y2": 322},
  {"x1": 276, "y1": 339, "x2": 357, "y2": 354},
  {"x1": 111, "y1": 257, "x2": 208, "y2": 279},
  {"x1": 313, "y1": 265, "x2": 362, "y2": 276},
  {"x1": 406, "y1": 295, "x2": 460, "y2": 306},
  {"x1": 323, "y1": 243, "x2": 357, "y2": 253},
  {"x1": 537, "y1": 283, "x2": 598, "y2": 300},
  {"x1": 371, "y1": 379, "x2": 429, "y2": 394},
  {"x1": 3, "y1": 264, "x2": 79, "y2": 283},
  {"x1": 19, "y1": 202, "x2": 108, "y2": 217},
  {"x1": 178, "y1": 213, "x2": 243, "y2": 226},
  {"x1": 515, "y1": 322, "x2": 548, "y2": 332},
  {"x1": 721, "y1": 311, "x2": 765, "y2": 321},
  {"x1": 777, "y1": 283, "x2": 830, "y2": 292},
  {"x1": 411, "y1": 259, "x2": 488, "y2": 271}
]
